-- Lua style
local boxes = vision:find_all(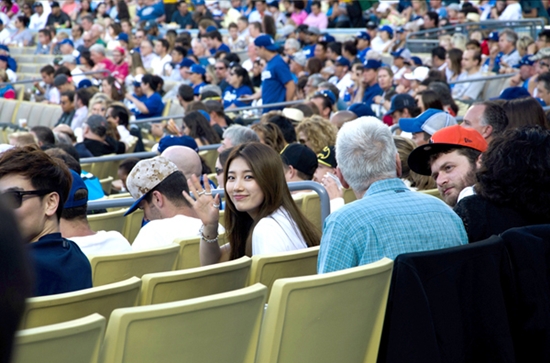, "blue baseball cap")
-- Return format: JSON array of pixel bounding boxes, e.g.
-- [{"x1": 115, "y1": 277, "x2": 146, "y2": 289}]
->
[
  {"x1": 158, "y1": 135, "x2": 199, "y2": 153},
  {"x1": 514, "y1": 55, "x2": 535, "y2": 68},
  {"x1": 194, "y1": 0, "x2": 205, "y2": 5},
  {"x1": 348, "y1": 103, "x2": 375, "y2": 117},
  {"x1": 0, "y1": 55, "x2": 8, "y2": 63},
  {"x1": 396, "y1": 26, "x2": 405, "y2": 33},
  {"x1": 32, "y1": 2, "x2": 43, "y2": 8},
  {"x1": 399, "y1": 109, "x2": 457, "y2": 135},
  {"x1": 356, "y1": 31, "x2": 371, "y2": 41},
  {"x1": 335, "y1": 56, "x2": 351, "y2": 68},
  {"x1": 254, "y1": 34, "x2": 279, "y2": 51},
  {"x1": 180, "y1": 58, "x2": 195, "y2": 68},
  {"x1": 116, "y1": 33, "x2": 129, "y2": 42},
  {"x1": 391, "y1": 48, "x2": 412, "y2": 60},
  {"x1": 313, "y1": 89, "x2": 336, "y2": 106},
  {"x1": 59, "y1": 39, "x2": 74, "y2": 47},
  {"x1": 410, "y1": 56, "x2": 423, "y2": 66},
  {"x1": 487, "y1": 31, "x2": 499, "y2": 42},
  {"x1": 497, "y1": 86, "x2": 531, "y2": 100},
  {"x1": 0, "y1": 44, "x2": 9, "y2": 52},
  {"x1": 77, "y1": 79, "x2": 92, "y2": 89},
  {"x1": 198, "y1": 109, "x2": 211, "y2": 121},
  {"x1": 189, "y1": 64, "x2": 206, "y2": 75},
  {"x1": 379, "y1": 25, "x2": 393, "y2": 37},
  {"x1": 205, "y1": 25, "x2": 217, "y2": 32},
  {"x1": 320, "y1": 34, "x2": 335, "y2": 43},
  {"x1": 64, "y1": 170, "x2": 88, "y2": 209},
  {"x1": 386, "y1": 94, "x2": 416, "y2": 115},
  {"x1": 363, "y1": 59, "x2": 382, "y2": 70}
]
